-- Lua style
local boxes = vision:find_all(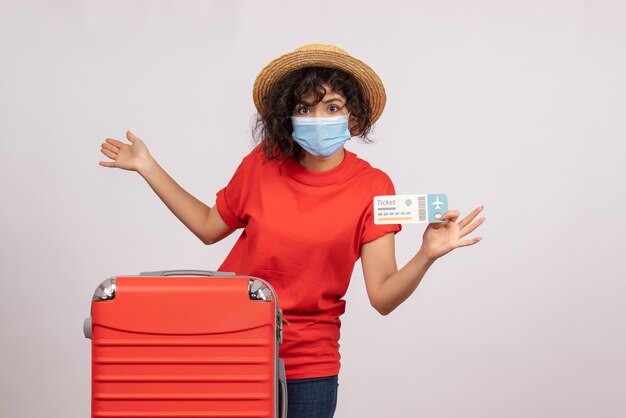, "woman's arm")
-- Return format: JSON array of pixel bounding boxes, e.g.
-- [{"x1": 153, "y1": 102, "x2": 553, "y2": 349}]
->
[
  {"x1": 100, "y1": 130, "x2": 235, "y2": 245},
  {"x1": 137, "y1": 158, "x2": 235, "y2": 245},
  {"x1": 360, "y1": 207, "x2": 485, "y2": 315}
]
